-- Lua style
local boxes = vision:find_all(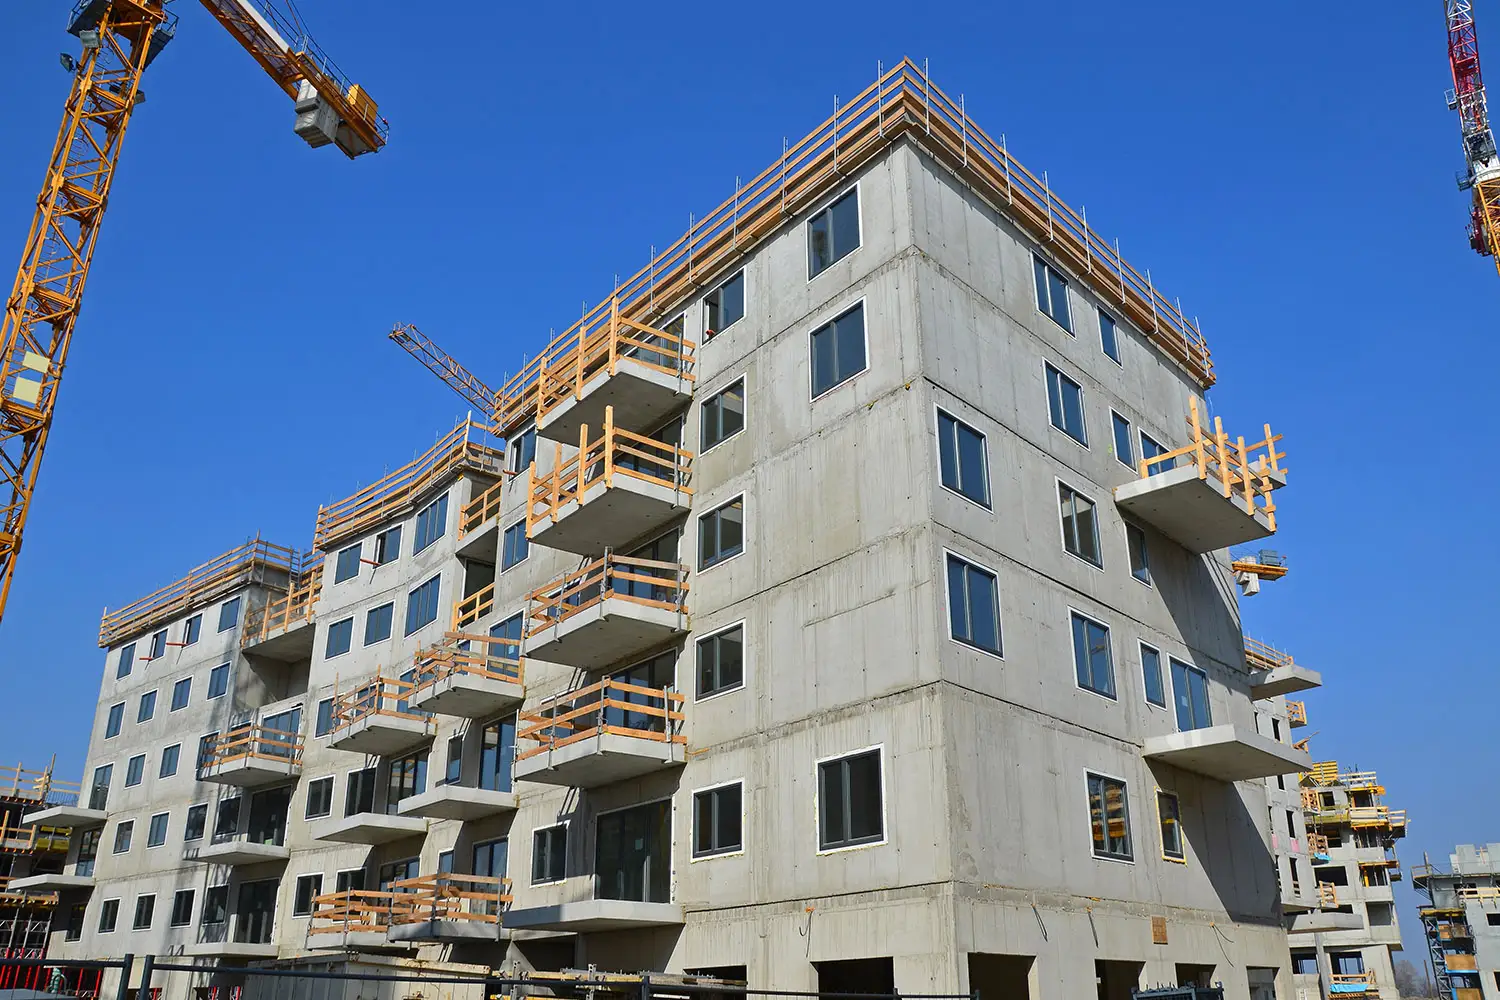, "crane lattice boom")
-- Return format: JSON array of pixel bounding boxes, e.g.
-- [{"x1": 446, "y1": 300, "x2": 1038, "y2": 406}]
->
[
  {"x1": 1446, "y1": 0, "x2": 1500, "y2": 267},
  {"x1": 389, "y1": 324, "x2": 500, "y2": 419}
]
